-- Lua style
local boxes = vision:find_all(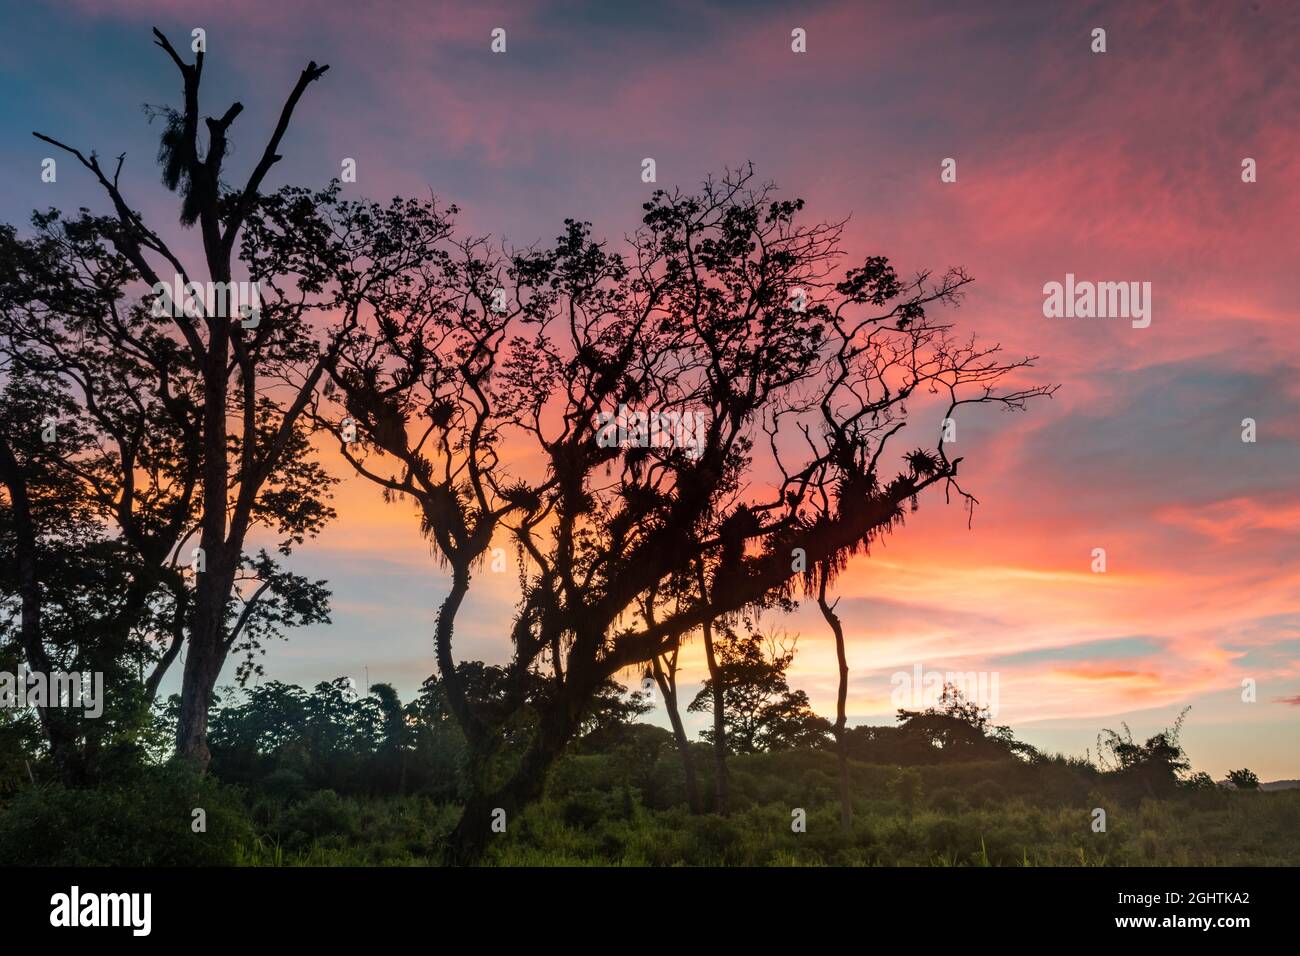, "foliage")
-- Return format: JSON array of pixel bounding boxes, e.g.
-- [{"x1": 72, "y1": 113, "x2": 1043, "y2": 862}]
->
[
  {"x1": 0, "y1": 763, "x2": 250, "y2": 865},
  {"x1": 688, "y1": 624, "x2": 830, "y2": 753},
  {"x1": 1227, "y1": 768, "x2": 1260, "y2": 790},
  {"x1": 1096, "y1": 706, "x2": 1193, "y2": 797}
]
